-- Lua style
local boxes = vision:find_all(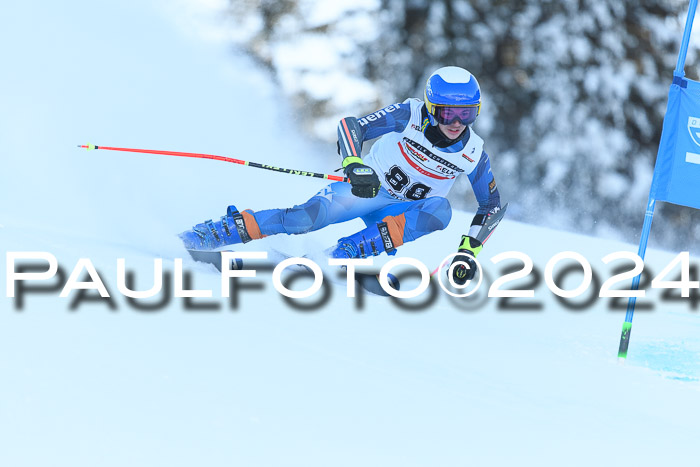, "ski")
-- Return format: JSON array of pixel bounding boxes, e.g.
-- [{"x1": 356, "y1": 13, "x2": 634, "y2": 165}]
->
[
  {"x1": 186, "y1": 249, "x2": 241, "y2": 272},
  {"x1": 350, "y1": 270, "x2": 399, "y2": 297},
  {"x1": 186, "y1": 248, "x2": 279, "y2": 272},
  {"x1": 185, "y1": 248, "x2": 400, "y2": 297}
]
